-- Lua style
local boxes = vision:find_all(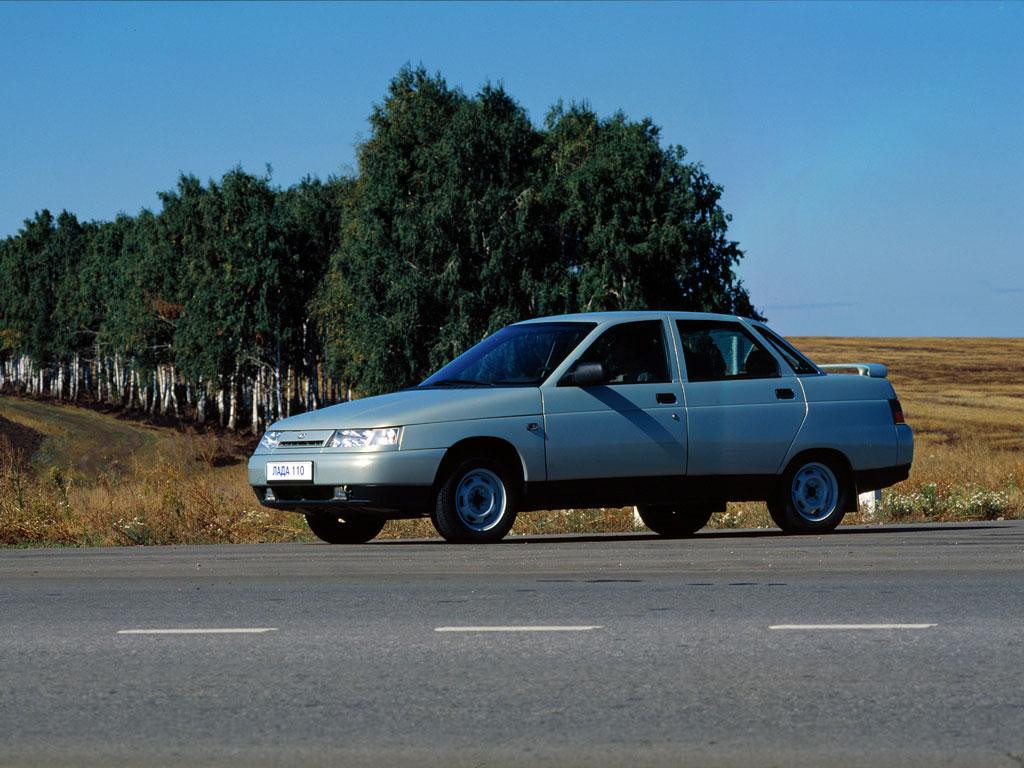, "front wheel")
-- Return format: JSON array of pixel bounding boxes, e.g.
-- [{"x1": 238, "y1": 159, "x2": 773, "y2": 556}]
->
[
  {"x1": 432, "y1": 456, "x2": 518, "y2": 543},
  {"x1": 768, "y1": 457, "x2": 850, "y2": 533},
  {"x1": 635, "y1": 503, "x2": 716, "y2": 537},
  {"x1": 305, "y1": 512, "x2": 386, "y2": 544}
]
